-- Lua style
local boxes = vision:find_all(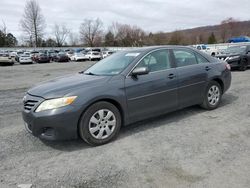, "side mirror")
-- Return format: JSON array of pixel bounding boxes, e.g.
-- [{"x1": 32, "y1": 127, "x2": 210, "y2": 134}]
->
[{"x1": 131, "y1": 67, "x2": 149, "y2": 77}]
